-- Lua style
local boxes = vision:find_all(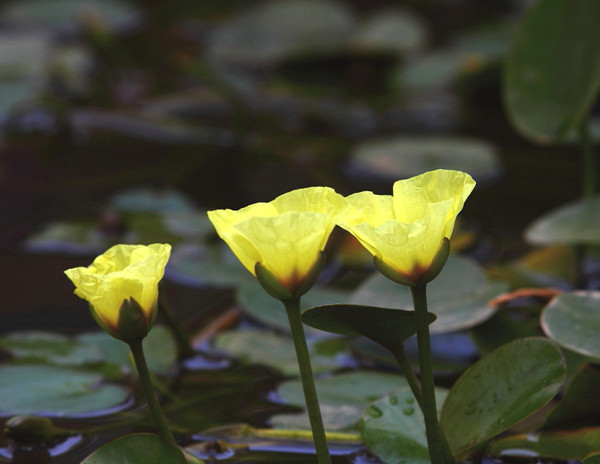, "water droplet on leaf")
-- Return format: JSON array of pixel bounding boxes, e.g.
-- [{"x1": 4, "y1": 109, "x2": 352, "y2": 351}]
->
[{"x1": 368, "y1": 406, "x2": 383, "y2": 418}]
